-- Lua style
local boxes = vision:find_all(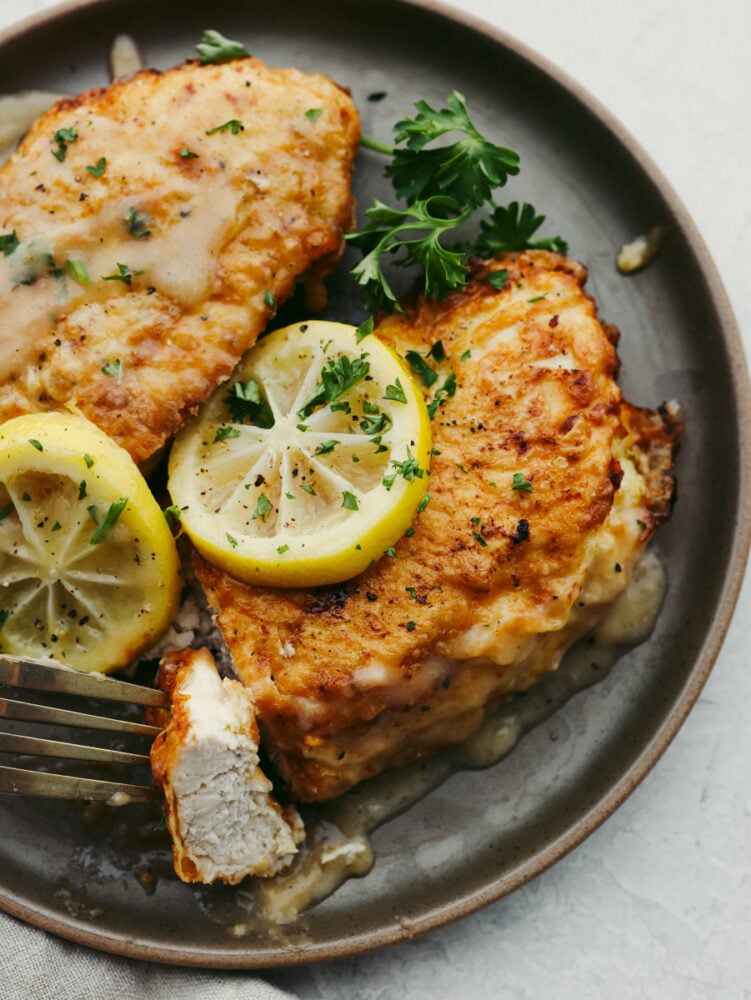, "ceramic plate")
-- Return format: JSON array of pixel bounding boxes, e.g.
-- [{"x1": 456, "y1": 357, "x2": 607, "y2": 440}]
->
[{"x1": 0, "y1": 0, "x2": 748, "y2": 968}]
